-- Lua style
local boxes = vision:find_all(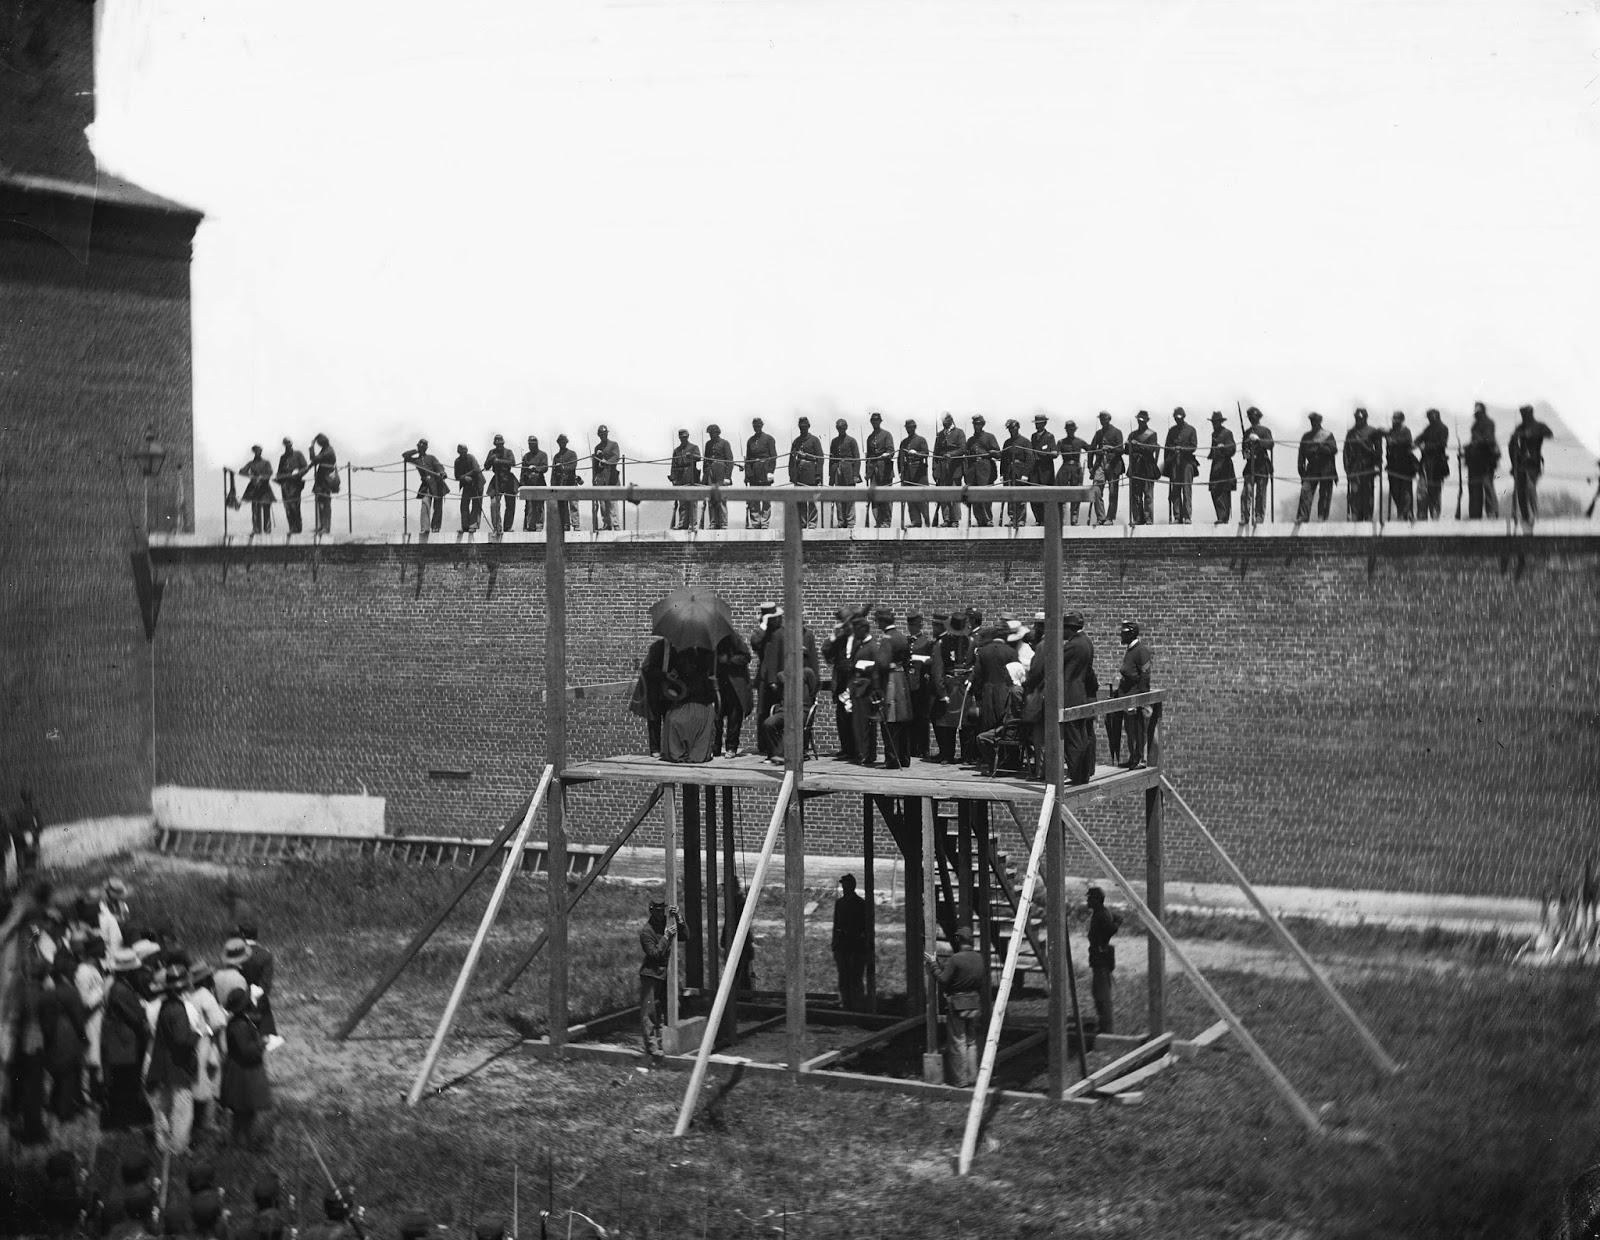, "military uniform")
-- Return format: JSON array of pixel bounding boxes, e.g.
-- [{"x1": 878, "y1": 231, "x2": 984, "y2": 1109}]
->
[
  {"x1": 551, "y1": 437, "x2": 581, "y2": 530},
  {"x1": 1416, "y1": 411, "x2": 1450, "y2": 520},
  {"x1": 1385, "y1": 414, "x2": 1416, "y2": 522},
  {"x1": 1056, "y1": 423, "x2": 1089, "y2": 526},
  {"x1": 453, "y1": 446, "x2": 485, "y2": 533},
  {"x1": 1509, "y1": 405, "x2": 1553, "y2": 526},
  {"x1": 275, "y1": 440, "x2": 307, "y2": 534},
  {"x1": 1087, "y1": 890, "x2": 1122, "y2": 1034},
  {"x1": 1465, "y1": 406, "x2": 1500, "y2": 519},
  {"x1": 1240, "y1": 410, "x2": 1274, "y2": 525},
  {"x1": 702, "y1": 427, "x2": 735, "y2": 529},
  {"x1": 1125, "y1": 413, "x2": 1160, "y2": 525},
  {"x1": 744, "y1": 420, "x2": 778, "y2": 528},
  {"x1": 309, "y1": 437, "x2": 338, "y2": 534},
  {"x1": 592, "y1": 431, "x2": 622, "y2": 530},
  {"x1": 964, "y1": 417, "x2": 1000, "y2": 526},
  {"x1": 872, "y1": 611, "x2": 913, "y2": 769},
  {"x1": 897, "y1": 422, "x2": 930, "y2": 527},
  {"x1": 1294, "y1": 416, "x2": 1337, "y2": 523},
  {"x1": 239, "y1": 450, "x2": 275, "y2": 535},
  {"x1": 864, "y1": 415, "x2": 896, "y2": 527},
  {"x1": 932, "y1": 417, "x2": 967, "y2": 526},
  {"x1": 790, "y1": 421, "x2": 824, "y2": 528},
  {"x1": 1206, "y1": 415, "x2": 1236, "y2": 524},
  {"x1": 1028, "y1": 417, "x2": 1058, "y2": 525},
  {"x1": 1114, "y1": 621, "x2": 1152, "y2": 767},
  {"x1": 669, "y1": 432, "x2": 701, "y2": 530},
  {"x1": 1000, "y1": 421, "x2": 1031, "y2": 527},
  {"x1": 933, "y1": 616, "x2": 973, "y2": 764},
  {"x1": 519, "y1": 438, "x2": 548, "y2": 531},
  {"x1": 1342, "y1": 410, "x2": 1383, "y2": 522},
  {"x1": 715, "y1": 629, "x2": 753, "y2": 755},
  {"x1": 1088, "y1": 415, "x2": 1124, "y2": 525},
  {"x1": 906, "y1": 613, "x2": 943, "y2": 758},
  {"x1": 828, "y1": 424, "x2": 861, "y2": 528},
  {"x1": 1161, "y1": 410, "x2": 1198, "y2": 523},
  {"x1": 484, "y1": 437, "x2": 518, "y2": 534}
]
